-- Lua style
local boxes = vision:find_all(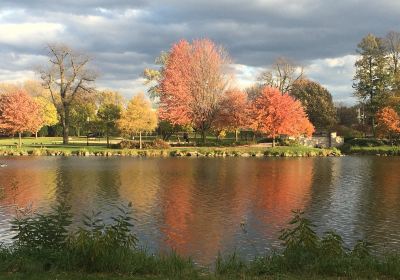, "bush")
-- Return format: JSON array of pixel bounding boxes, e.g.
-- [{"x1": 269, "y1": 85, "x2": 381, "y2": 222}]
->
[
  {"x1": 278, "y1": 138, "x2": 301, "y2": 147},
  {"x1": 113, "y1": 139, "x2": 170, "y2": 149}
]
